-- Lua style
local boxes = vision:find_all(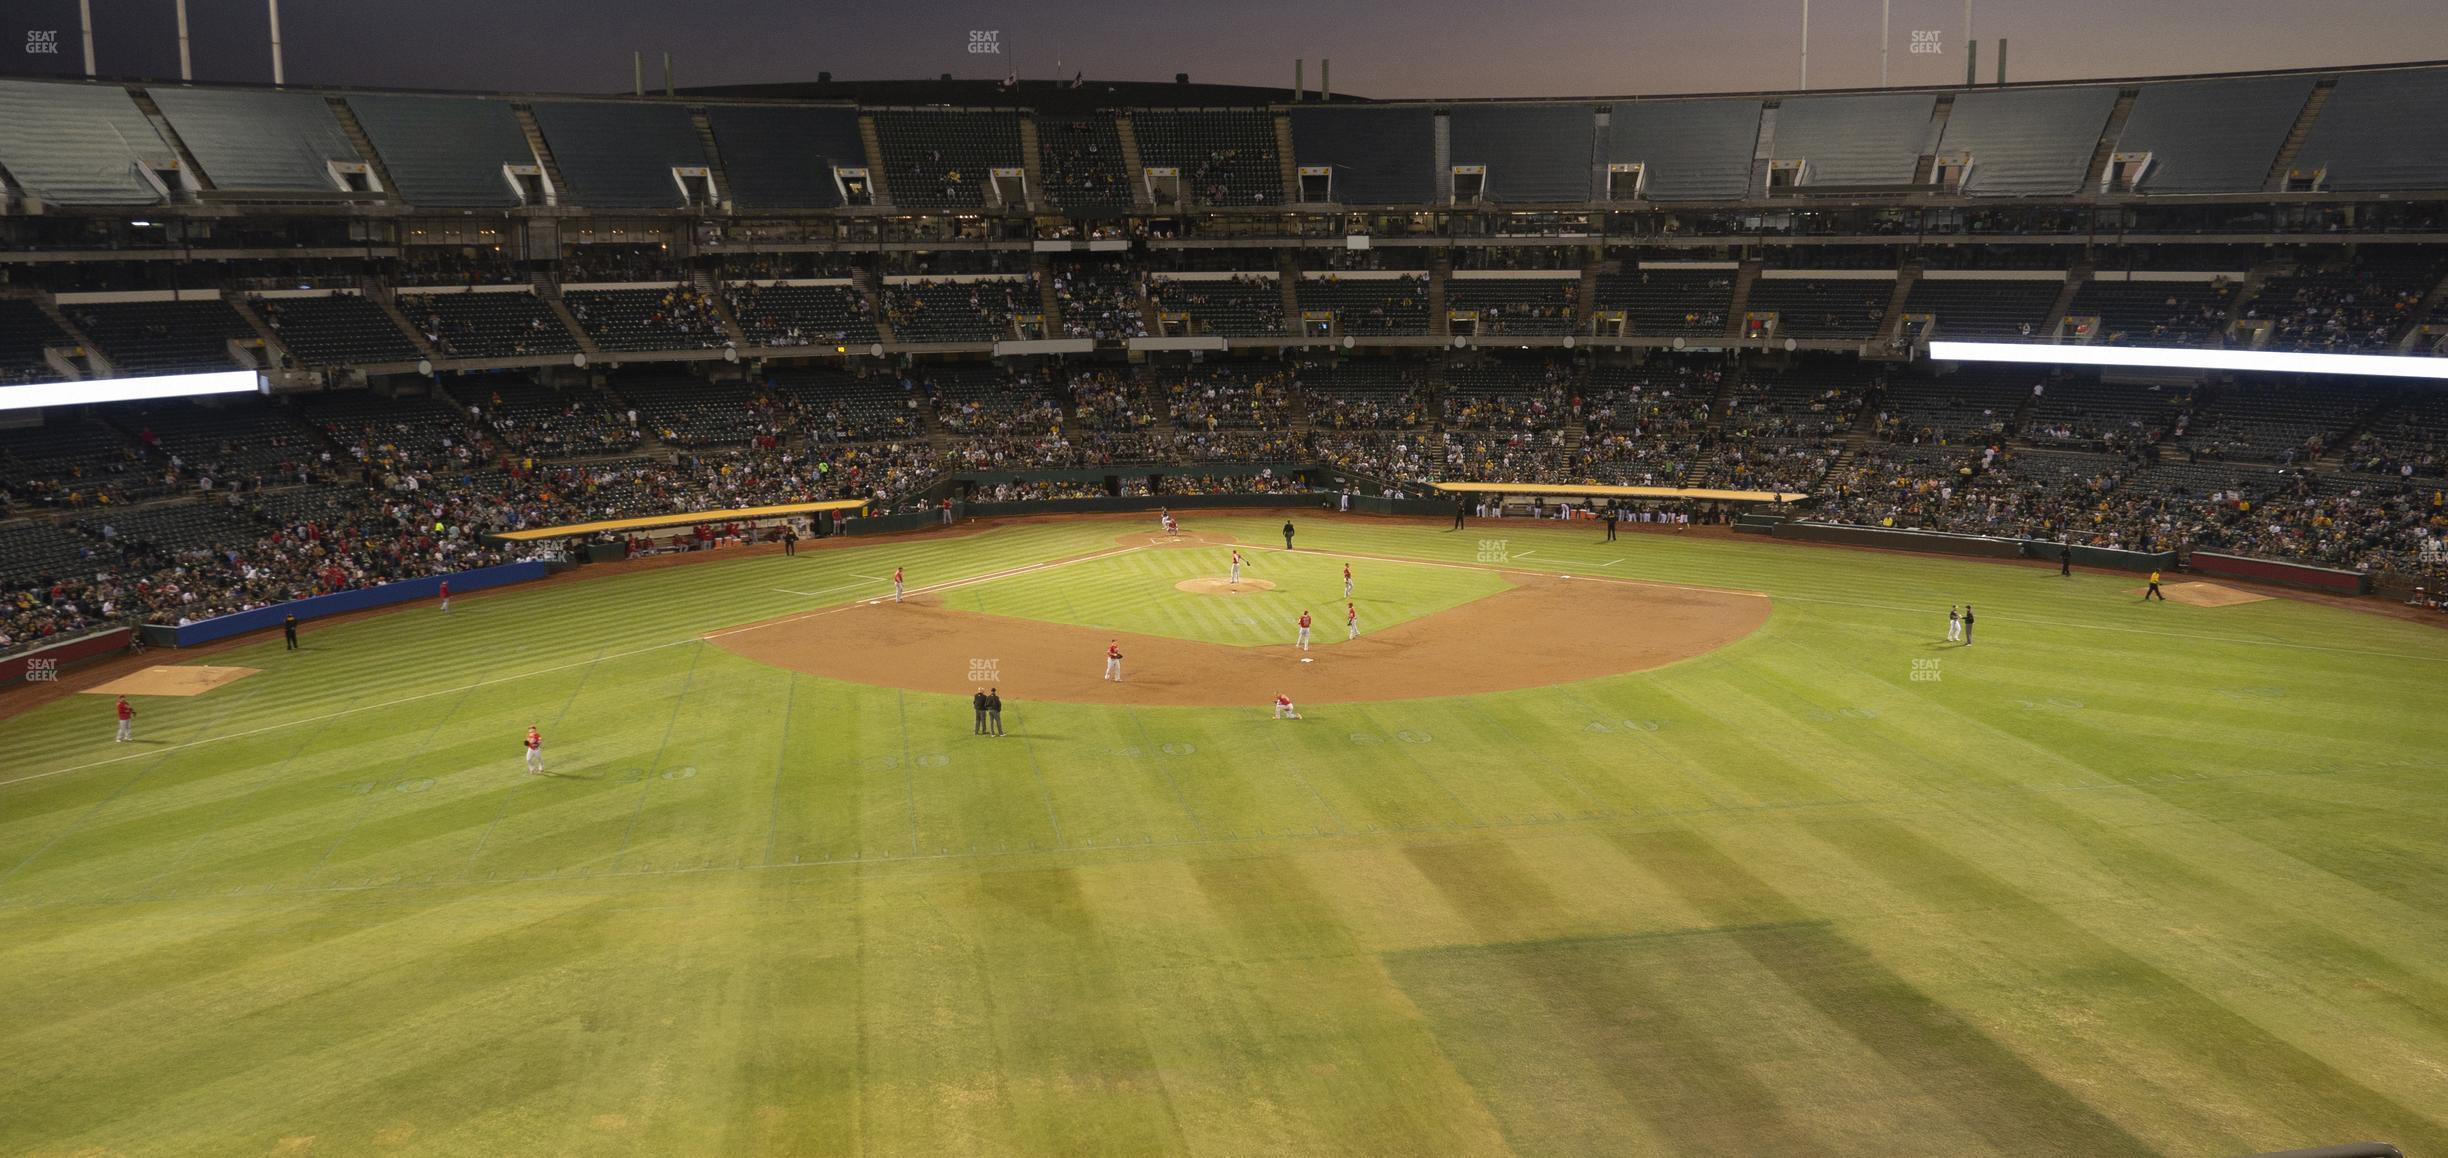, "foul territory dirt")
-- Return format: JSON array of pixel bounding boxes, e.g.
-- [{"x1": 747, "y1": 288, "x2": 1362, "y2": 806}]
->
[{"x1": 710, "y1": 572, "x2": 1768, "y2": 706}]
